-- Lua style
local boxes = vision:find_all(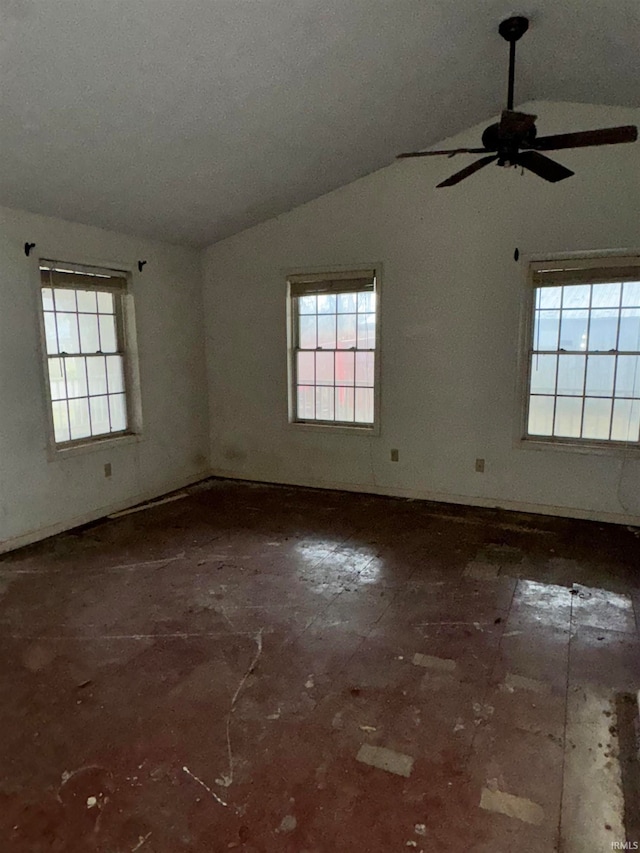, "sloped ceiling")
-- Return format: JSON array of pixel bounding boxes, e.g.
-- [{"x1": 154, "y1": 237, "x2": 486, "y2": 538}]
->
[{"x1": 0, "y1": 0, "x2": 638, "y2": 247}]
